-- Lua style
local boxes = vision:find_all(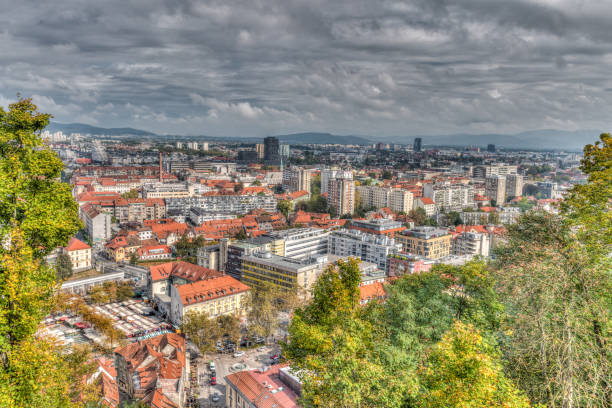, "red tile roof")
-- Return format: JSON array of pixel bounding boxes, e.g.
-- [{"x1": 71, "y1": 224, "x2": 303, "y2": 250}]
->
[
  {"x1": 419, "y1": 197, "x2": 435, "y2": 205},
  {"x1": 65, "y1": 237, "x2": 91, "y2": 251},
  {"x1": 177, "y1": 275, "x2": 250, "y2": 306},
  {"x1": 359, "y1": 282, "x2": 387, "y2": 304},
  {"x1": 149, "y1": 261, "x2": 223, "y2": 282},
  {"x1": 225, "y1": 365, "x2": 299, "y2": 408}
]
